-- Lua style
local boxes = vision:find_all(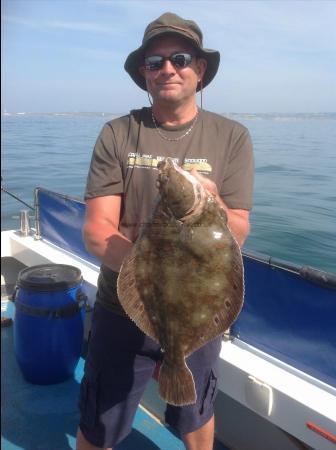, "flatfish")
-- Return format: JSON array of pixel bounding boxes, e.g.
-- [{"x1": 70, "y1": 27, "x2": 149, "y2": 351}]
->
[{"x1": 117, "y1": 158, "x2": 244, "y2": 406}]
